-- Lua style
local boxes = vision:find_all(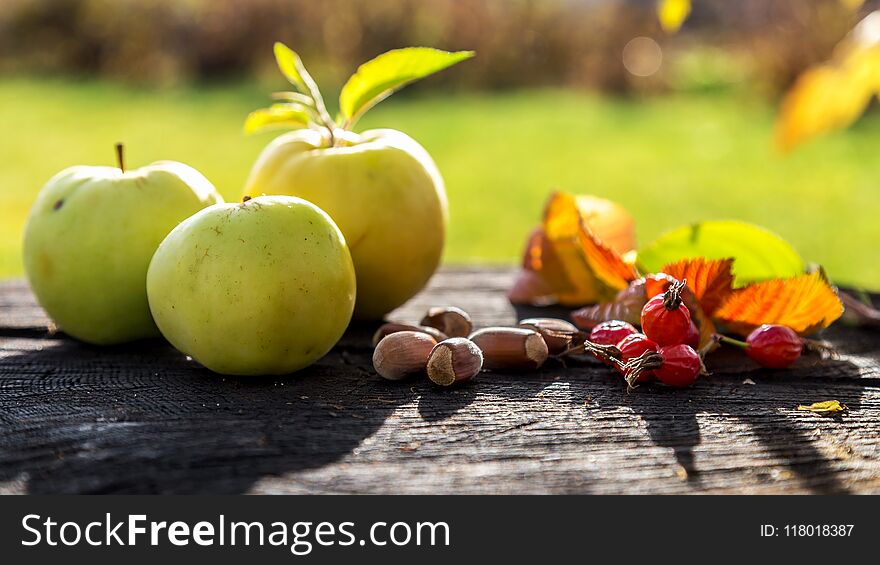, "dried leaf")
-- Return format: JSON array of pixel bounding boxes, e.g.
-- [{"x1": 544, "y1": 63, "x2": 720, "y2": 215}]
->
[
  {"x1": 571, "y1": 279, "x2": 647, "y2": 329},
  {"x1": 776, "y1": 12, "x2": 880, "y2": 152},
  {"x1": 797, "y1": 400, "x2": 846, "y2": 414},
  {"x1": 509, "y1": 192, "x2": 638, "y2": 307},
  {"x1": 715, "y1": 271, "x2": 844, "y2": 336},
  {"x1": 545, "y1": 193, "x2": 638, "y2": 297},
  {"x1": 573, "y1": 195, "x2": 636, "y2": 255},
  {"x1": 659, "y1": 257, "x2": 736, "y2": 316},
  {"x1": 509, "y1": 229, "x2": 573, "y2": 305},
  {"x1": 839, "y1": 290, "x2": 880, "y2": 327}
]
